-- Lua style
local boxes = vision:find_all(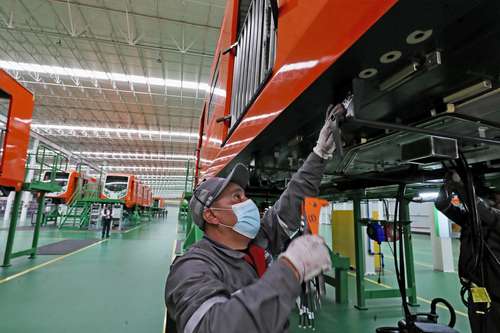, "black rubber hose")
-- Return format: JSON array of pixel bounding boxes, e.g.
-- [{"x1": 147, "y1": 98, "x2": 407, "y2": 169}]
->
[{"x1": 430, "y1": 297, "x2": 457, "y2": 328}]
